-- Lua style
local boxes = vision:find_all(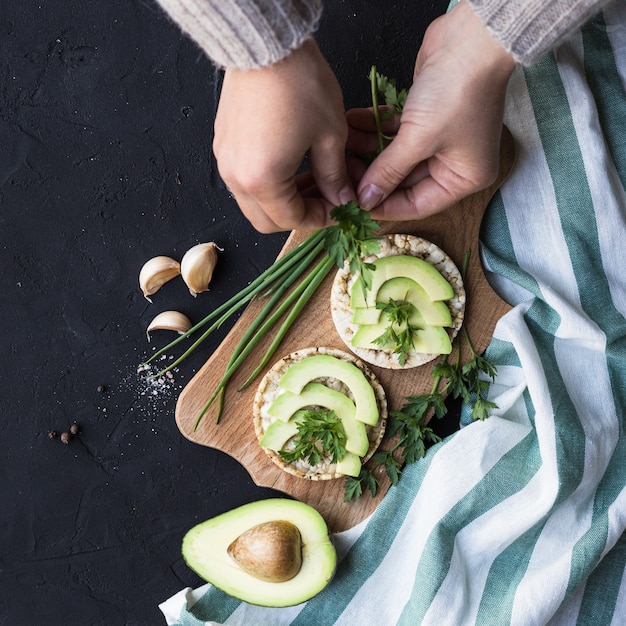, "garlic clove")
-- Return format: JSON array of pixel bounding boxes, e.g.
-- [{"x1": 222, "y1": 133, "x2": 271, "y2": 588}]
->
[
  {"x1": 146, "y1": 310, "x2": 192, "y2": 341},
  {"x1": 180, "y1": 242, "x2": 221, "y2": 297},
  {"x1": 139, "y1": 256, "x2": 181, "y2": 301}
]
